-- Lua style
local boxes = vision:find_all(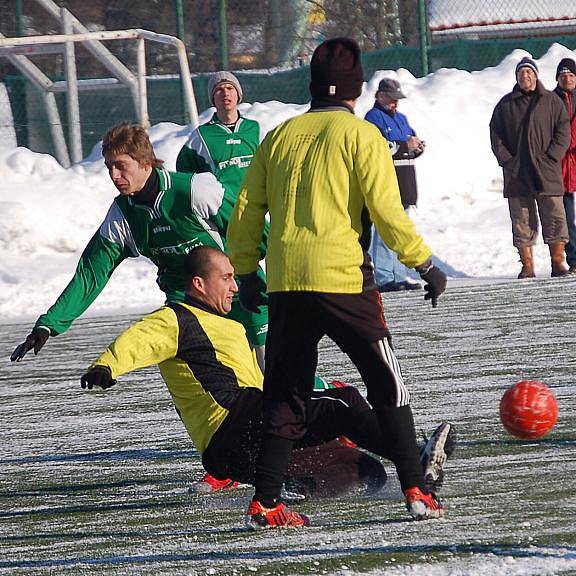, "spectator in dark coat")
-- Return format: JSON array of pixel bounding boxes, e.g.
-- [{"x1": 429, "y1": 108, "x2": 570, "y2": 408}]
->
[
  {"x1": 490, "y1": 56, "x2": 571, "y2": 278},
  {"x1": 553, "y1": 57, "x2": 576, "y2": 273},
  {"x1": 365, "y1": 78, "x2": 425, "y2": 292}
]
